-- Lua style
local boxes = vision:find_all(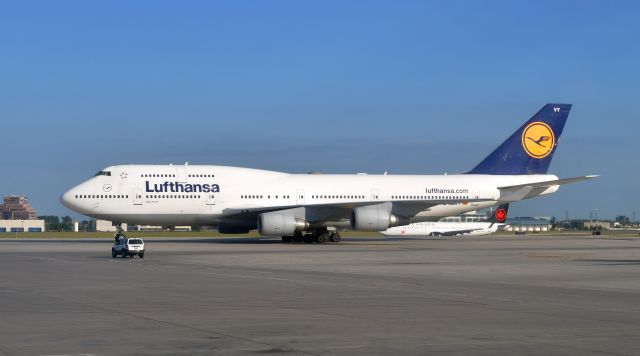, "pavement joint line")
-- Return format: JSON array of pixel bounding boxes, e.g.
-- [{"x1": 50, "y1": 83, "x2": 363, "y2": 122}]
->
[
  {"x1": 17, "y1": 255, "x2": 78, "y2": 264},
  {"x1": 0, "y1": 345, "x2": 15, "y2": 356},
  {"x1": 32, "y1": 289, "x2": 321, "y2": 356}
]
